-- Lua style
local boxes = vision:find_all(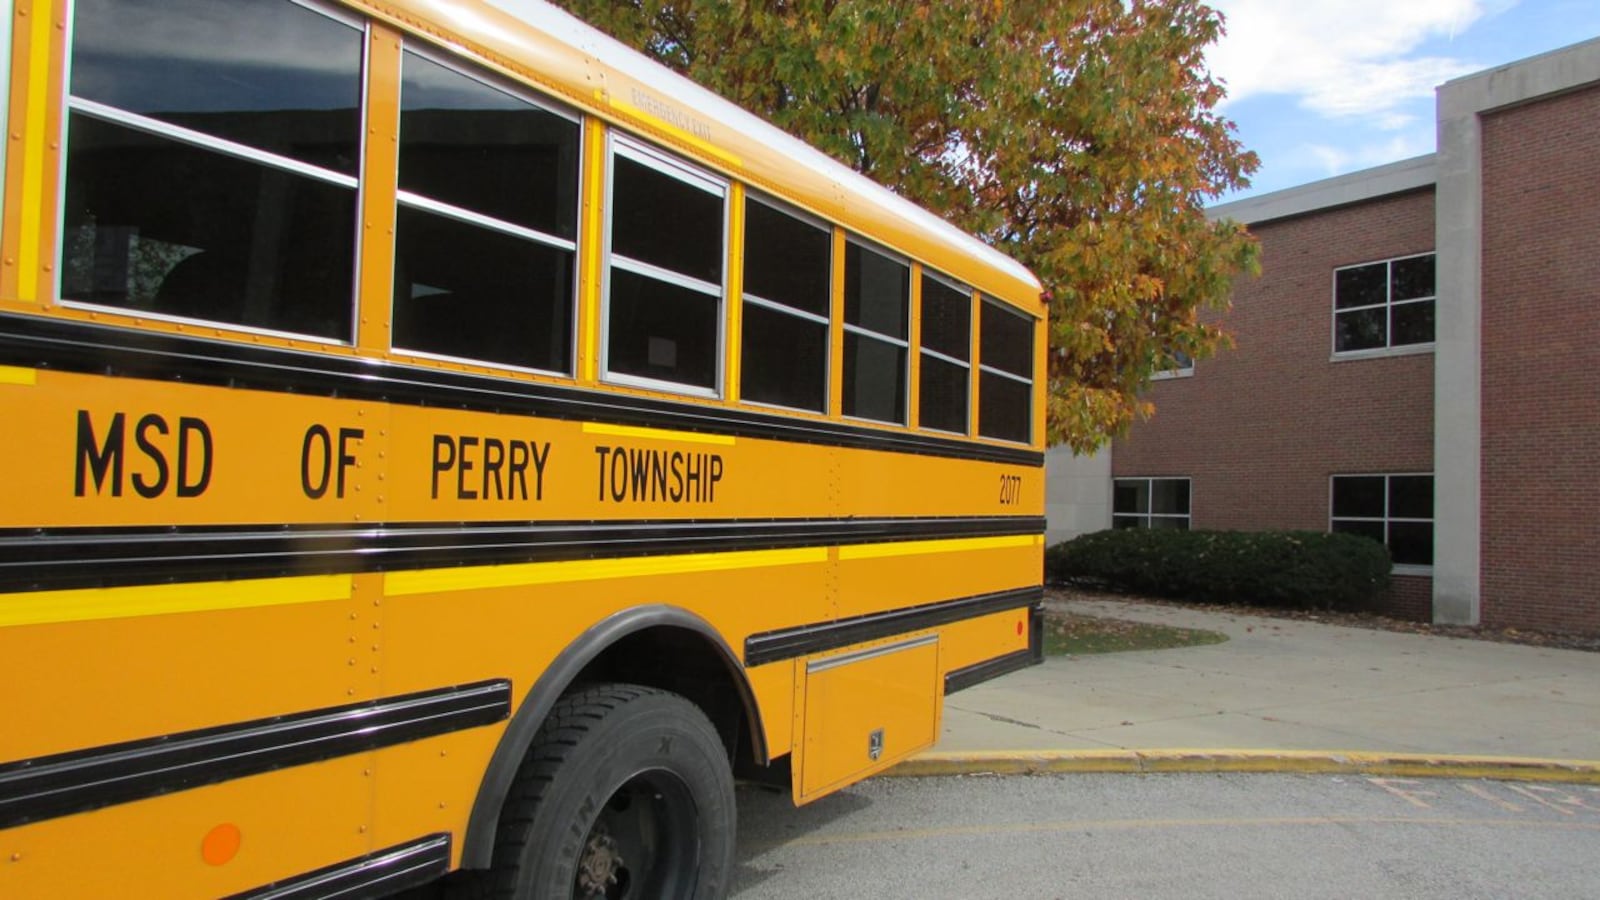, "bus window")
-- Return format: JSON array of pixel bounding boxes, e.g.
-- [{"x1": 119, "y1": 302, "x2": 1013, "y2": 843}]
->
[
  {"x1": 59, "y1": 0, "x2": 362, "y2": 340},
  {"x1": 604, "y1": 138, "x2": 726, "y2": 393},
  {"x1": 740, "y1": 197, "x2": 830, "y2": 412},
  {"x1": 919, "y1": 273, "x2": 973, "y2": 434},
  {"x1": 843, "y1": 239, "x2": 909, "y2": 424},
  {"x1": 979, "y1": 298, "x2": 1035, "y2": 442},
  {"x1": 392, "y1": 49, "x2": 580, "y2": 373}
]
